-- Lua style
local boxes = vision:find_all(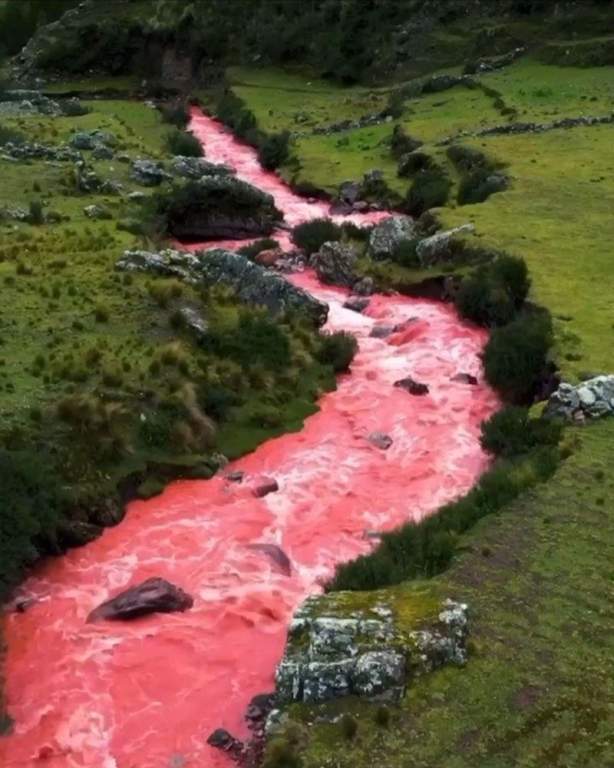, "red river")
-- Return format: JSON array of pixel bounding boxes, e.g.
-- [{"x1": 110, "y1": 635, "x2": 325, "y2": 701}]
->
[{"x1": 1, "y1": 109, "x2": 499, "y2": 767}]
